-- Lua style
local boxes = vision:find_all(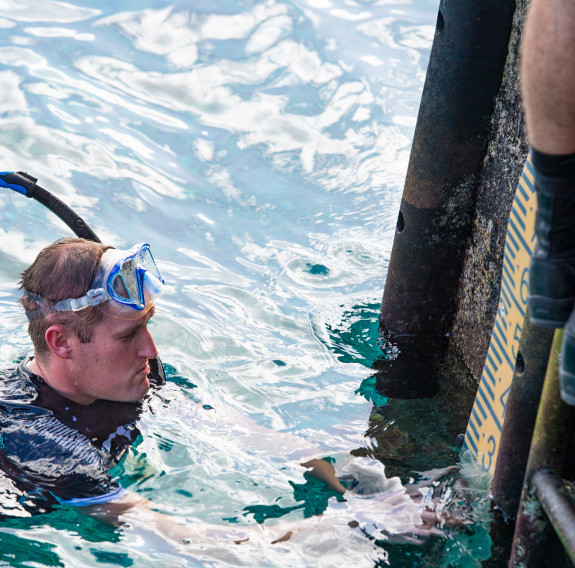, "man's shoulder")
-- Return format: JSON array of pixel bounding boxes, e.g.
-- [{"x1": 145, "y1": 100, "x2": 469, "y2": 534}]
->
[
  {"x1": 0, "y1": 355, "x2": 40, "y2": 403},
  {"x1": 0, "y1": 356, "x2": 100, "y2": 459}
]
